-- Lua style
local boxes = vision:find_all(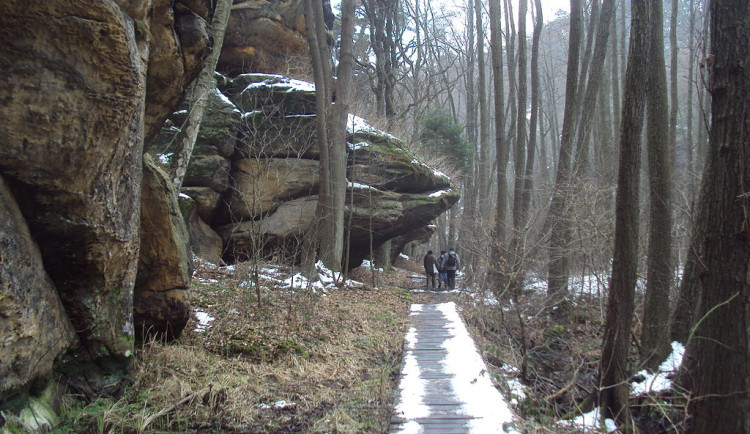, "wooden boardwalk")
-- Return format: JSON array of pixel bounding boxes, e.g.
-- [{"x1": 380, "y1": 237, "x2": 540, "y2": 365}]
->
[{"x1": 389, "y1": 302, "x2": 515, "y2": 434}]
